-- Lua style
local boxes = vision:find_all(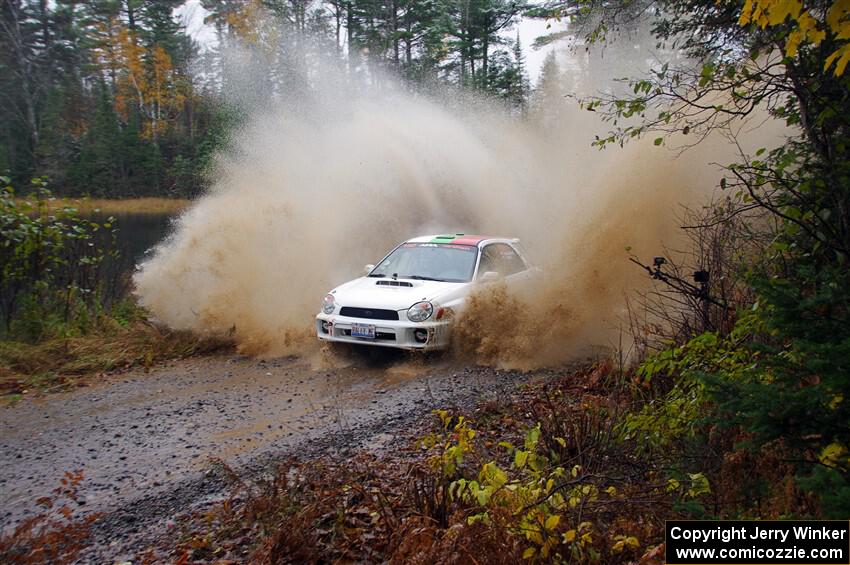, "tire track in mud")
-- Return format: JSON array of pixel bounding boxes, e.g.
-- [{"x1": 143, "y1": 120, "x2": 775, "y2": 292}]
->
[{"x1": 0, "y1": 351, "x2": 564, "y2": 561}]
